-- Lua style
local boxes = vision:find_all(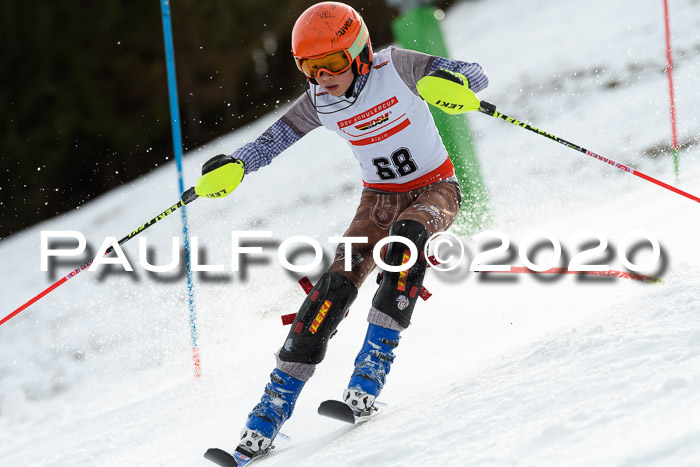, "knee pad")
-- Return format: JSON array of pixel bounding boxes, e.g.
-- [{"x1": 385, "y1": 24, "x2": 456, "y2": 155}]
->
[
  {"x1": 372, "y1": 220, "x2": 429, "y2": 328},
  {"x1": 278, "y1": 271, "x2": 358, "y2": 365}
]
